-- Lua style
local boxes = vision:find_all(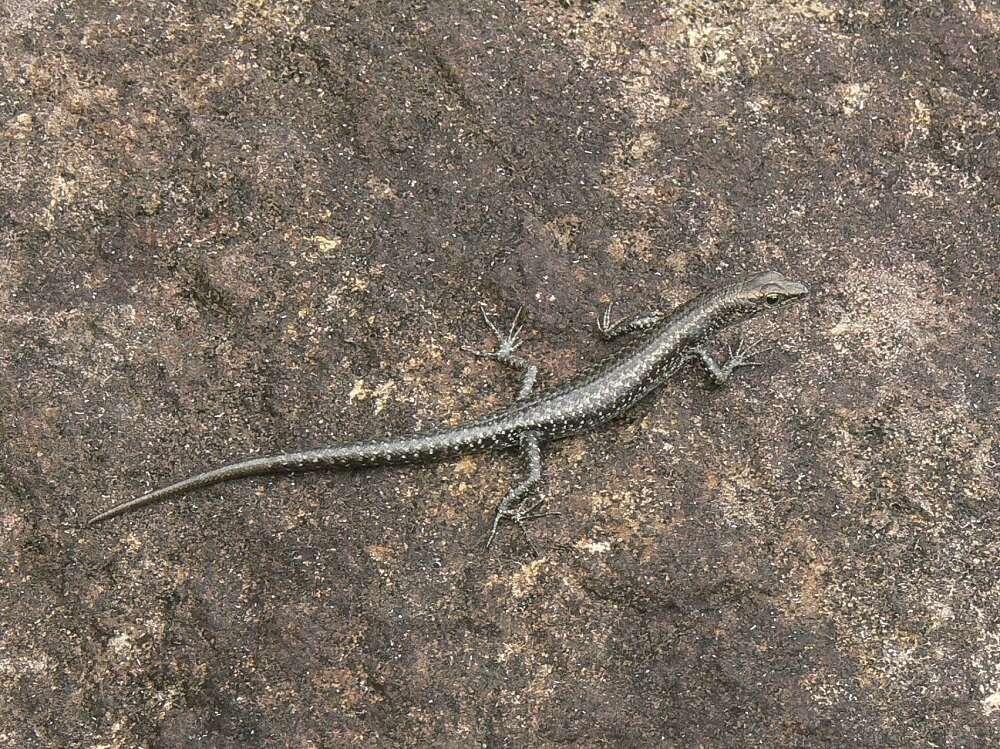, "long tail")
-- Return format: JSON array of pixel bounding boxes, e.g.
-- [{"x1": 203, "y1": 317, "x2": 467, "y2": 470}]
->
[
  {"x1": 88, "y1": 455, "x2": 306, "y2": 524},
  {"x1": 88, "y1": 423, "x2": 508, "y2": 525}
]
